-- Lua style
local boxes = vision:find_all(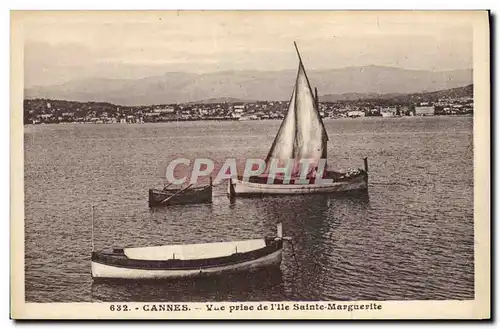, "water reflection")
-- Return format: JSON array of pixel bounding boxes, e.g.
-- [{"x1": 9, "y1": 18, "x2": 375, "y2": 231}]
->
[
  {"x1": 229, "y1": 192, "x2": 369, "y2": 224},
  {"x1": 225, "y1": 192, "x2": 370, "y2": 300},
  {"x1": 148, "y1": 202, "x2": 215, "y2": 216},
  {"x1": 91, "y1": 267, "x2": 285, "y2": 302}
]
